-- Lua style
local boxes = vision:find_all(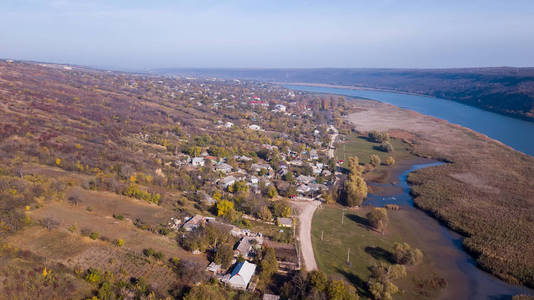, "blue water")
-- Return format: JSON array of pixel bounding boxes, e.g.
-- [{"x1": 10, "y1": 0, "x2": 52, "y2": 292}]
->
[
  {"x1": 284, "y1": 85, "x2": 534, "y2": 156},
  {"x1": 365, "y1": 162, "x2": 533, "y2": 299}
]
